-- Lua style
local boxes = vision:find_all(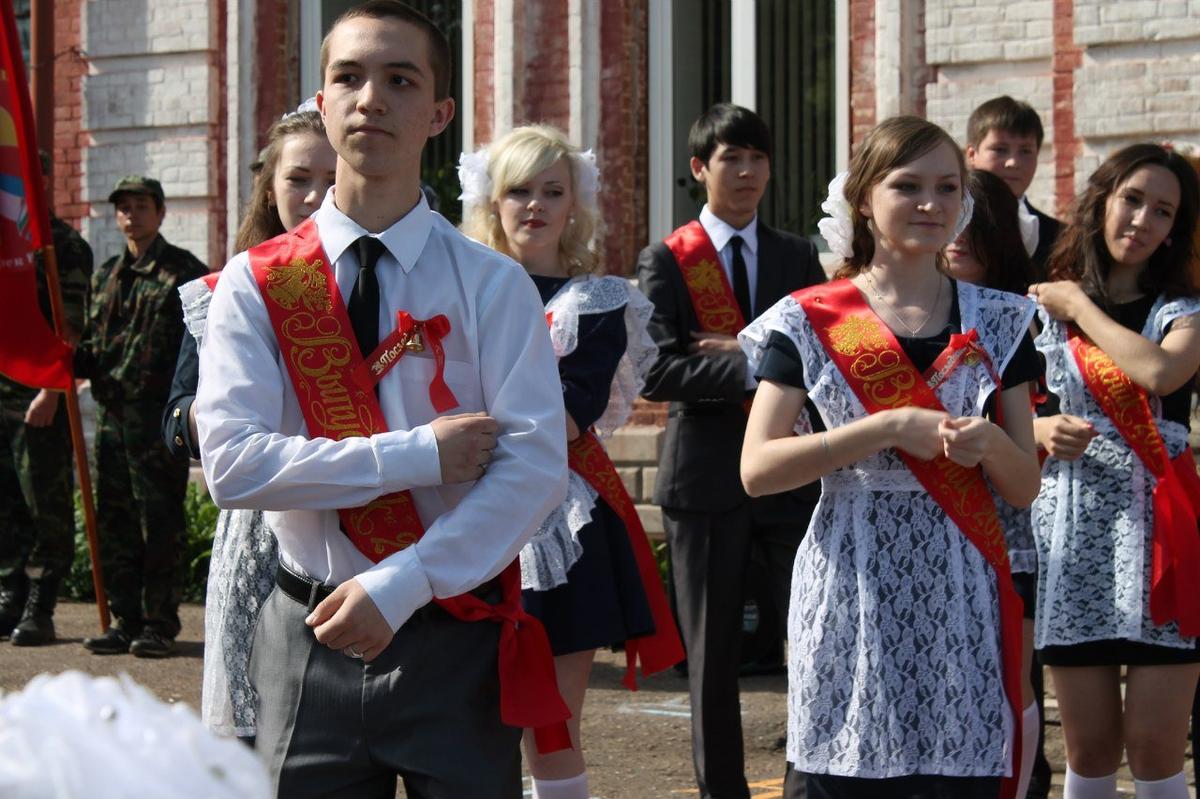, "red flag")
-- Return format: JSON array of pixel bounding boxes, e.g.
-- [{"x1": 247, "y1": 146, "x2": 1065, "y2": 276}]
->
[{"x1": 0, "y1": 4, "x2": 73, "y2": 390}]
